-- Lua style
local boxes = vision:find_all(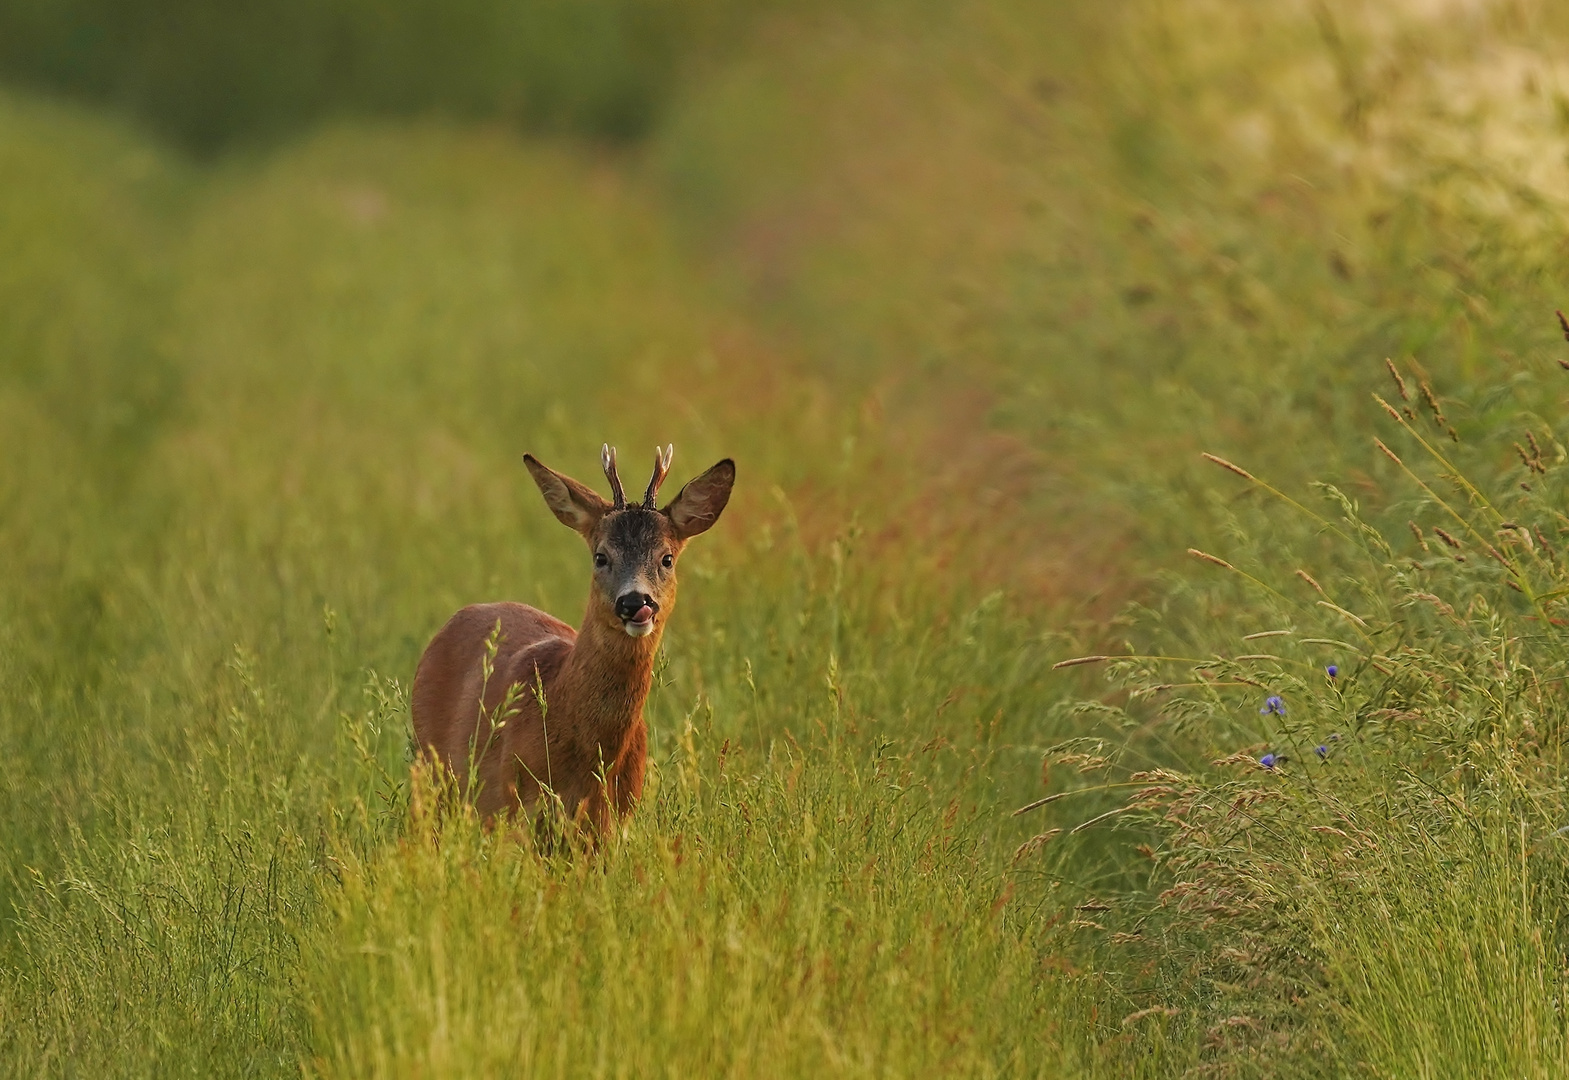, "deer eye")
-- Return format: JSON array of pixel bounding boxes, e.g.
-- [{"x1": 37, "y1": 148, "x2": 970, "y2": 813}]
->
[
  {"x1": 661, "y1": 553, "x2": 674, "y2": 569},
  {"x1": 594, "y1": 552, "x2": 609, "y2": 569}
]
